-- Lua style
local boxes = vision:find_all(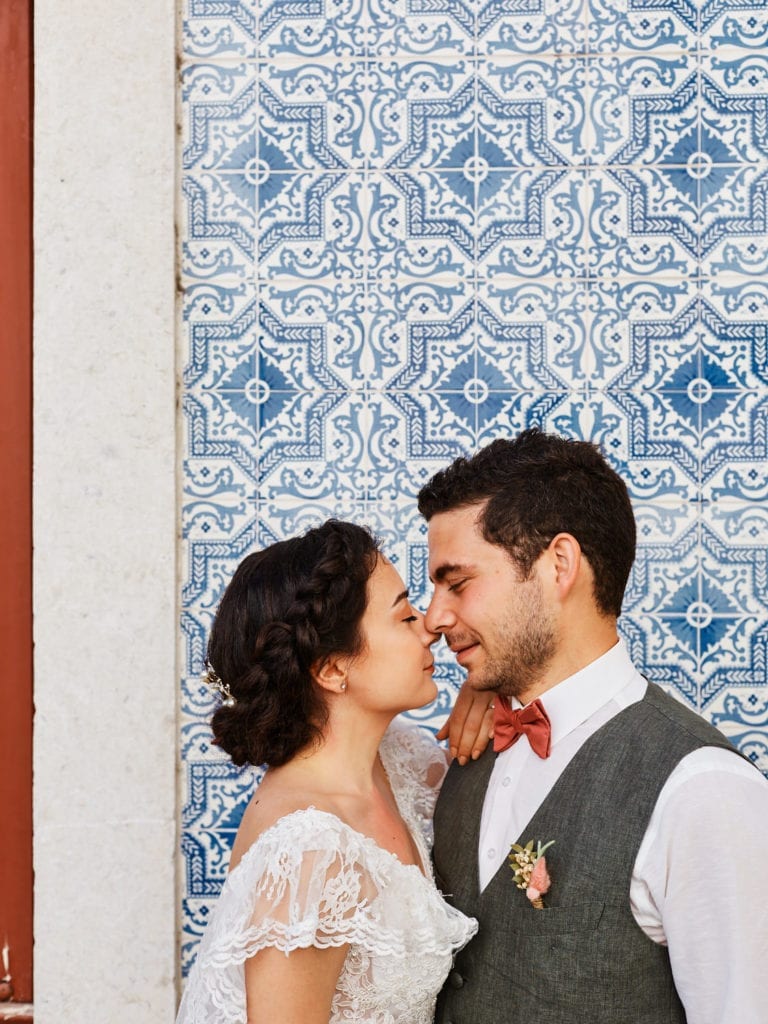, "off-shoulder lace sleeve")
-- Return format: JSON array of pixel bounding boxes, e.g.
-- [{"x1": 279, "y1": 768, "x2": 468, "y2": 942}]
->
[
  {"x1": 177, "y1": 805, "x2": 478, "y2": 1024},
  {"x1": 177, "y1": 812, "x2": 380, "y2": 1023},
  {"x1": 204, "y1": 814, "x2": 380, "y2": 960}
]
